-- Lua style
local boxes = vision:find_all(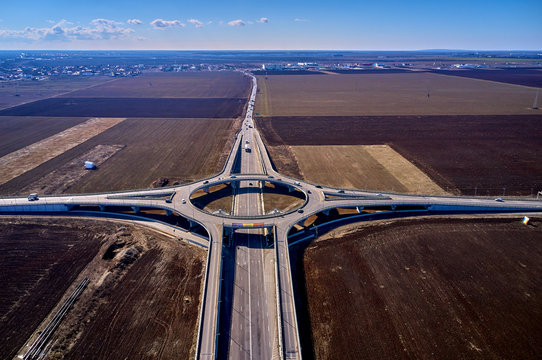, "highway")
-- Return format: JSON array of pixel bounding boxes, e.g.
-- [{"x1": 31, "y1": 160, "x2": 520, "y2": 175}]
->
[
  {"x1": 220, "y1": 89, "x2": 279, "y2": 359},
  {"x1": 2, "y1": 71, "x2": 542, "y2": 360}
]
